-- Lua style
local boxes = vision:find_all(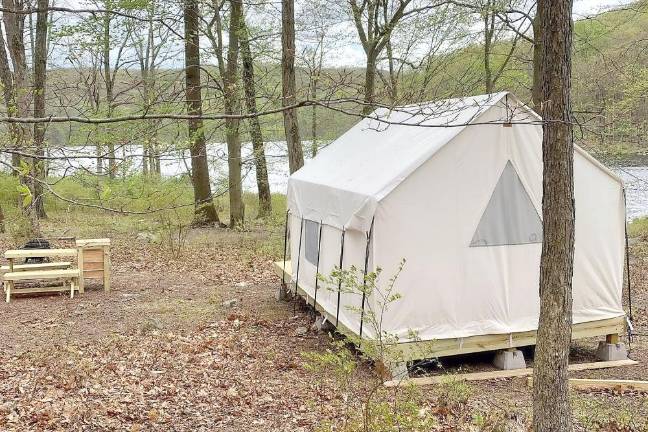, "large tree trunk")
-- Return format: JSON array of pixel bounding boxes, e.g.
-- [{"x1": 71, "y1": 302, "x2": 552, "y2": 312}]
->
[
  {"x1": 184, "y1": 0, "x2": 221, "y2": 225},
  {"x1": 385, "y1": 39, "x2": 398, "y2": 105},
  {"x1": 2, "y1": 0, "x2": 30, "y2": 176},
  {"x1": 532, "y1": 15, "x2": 543, "y2": 113},
  {"x1": 103, "y1": 10, "x2": 116, "y2": 179},
  {"x1": 223, "y1": 0, "x2": 244, "y2": 227},
  {"x1": 31, "y1": 0, "x2": 48, "y2": 219},
  {"x1": 281, "y1": 0, "x2": 304, "y2": 173},
  {"x1": 532, "y1": 0, "x2": 575, "y2": 431},
  {"x1": 240, "y1": 19, "x2": 272, "y2": 218},
  {"x1": 362, "y1": 49, "x2": 377, "y2": 115},
  {"x1": 0, "y1": 21, "x2": 20, "y2": 172}
]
